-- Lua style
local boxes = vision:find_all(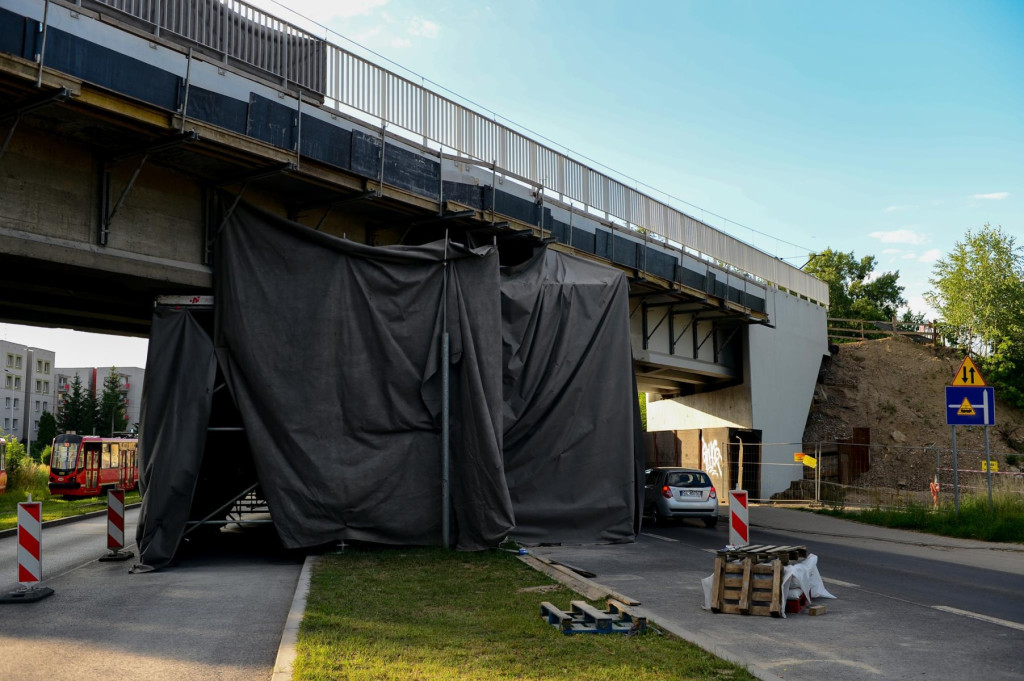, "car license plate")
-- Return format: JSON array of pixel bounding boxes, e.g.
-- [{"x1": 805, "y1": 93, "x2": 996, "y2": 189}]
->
[{"x1": 680, "y1": 490, "x2": 701, "y2": 498}]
